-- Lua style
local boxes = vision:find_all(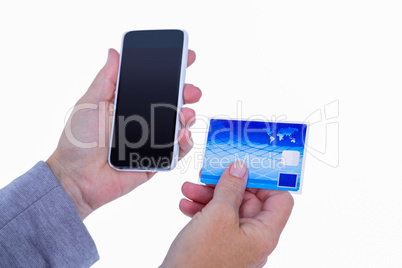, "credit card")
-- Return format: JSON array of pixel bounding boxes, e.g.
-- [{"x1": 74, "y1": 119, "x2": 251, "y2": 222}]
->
[{"x1": 200, "y1": 119, "x2": 308, "y2": 193}]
